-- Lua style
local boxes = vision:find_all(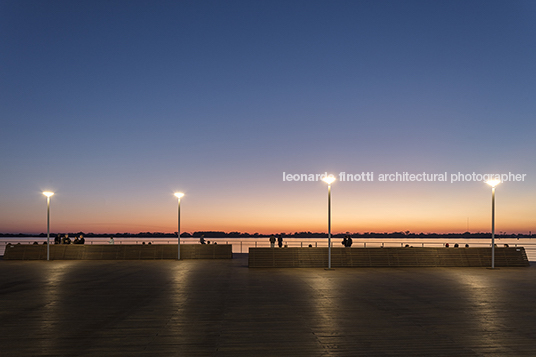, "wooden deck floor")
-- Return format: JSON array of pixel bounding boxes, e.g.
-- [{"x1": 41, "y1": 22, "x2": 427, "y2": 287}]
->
[{"x1": 1, "y1": 254, "x2": 535, "y2": 356}]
